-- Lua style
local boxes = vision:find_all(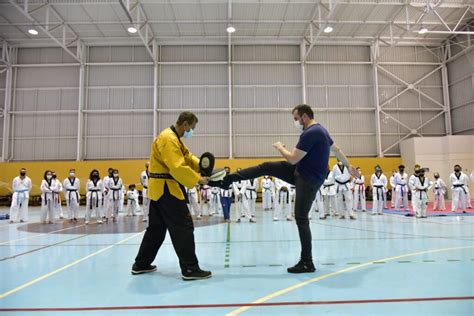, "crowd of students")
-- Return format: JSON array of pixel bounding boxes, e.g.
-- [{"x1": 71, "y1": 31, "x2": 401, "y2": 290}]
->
[{"x1": 6, "y1": 163, "x2": 474, "y2": 224}]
